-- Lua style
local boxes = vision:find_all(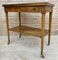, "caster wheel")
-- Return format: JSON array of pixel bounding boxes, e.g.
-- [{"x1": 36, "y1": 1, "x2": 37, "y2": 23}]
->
[
  {"x1": 41, "y1": 55, "x2": 44, "y2": 58},
  {"x1": 47, "y1": 44, "x2": 50, "y2": 46},
  {"x1": 19, "y1": 34, "x2": 21, "y2": 38},
  {"x1": 7, "y1": 42, "x2": 10, "y2": 45},
  {"x1": 19, "y1": 36, "x2": 21, "y2": 38}
]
